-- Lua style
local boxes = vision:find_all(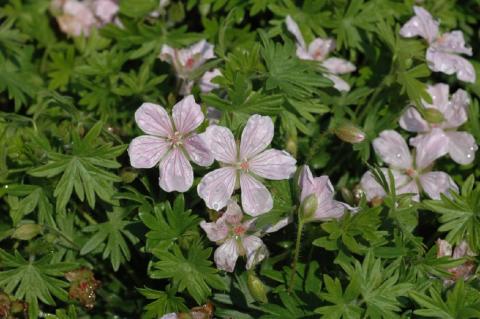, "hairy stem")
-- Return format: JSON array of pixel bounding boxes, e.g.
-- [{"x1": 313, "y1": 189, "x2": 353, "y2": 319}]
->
[{"x1": 288, "y1": 219, "x2": 304, "y2": 293}]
